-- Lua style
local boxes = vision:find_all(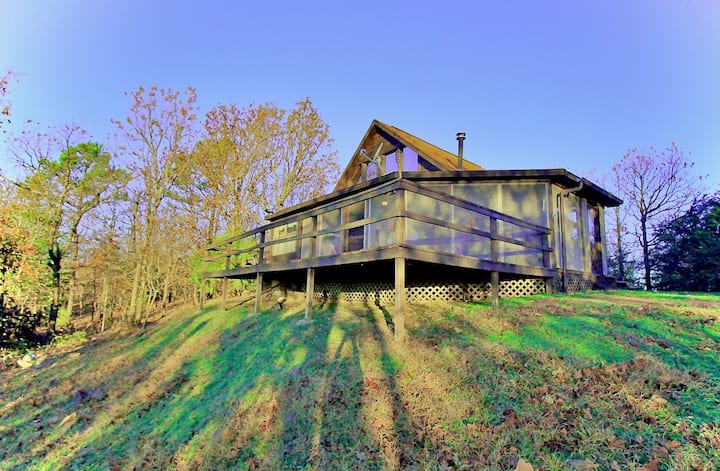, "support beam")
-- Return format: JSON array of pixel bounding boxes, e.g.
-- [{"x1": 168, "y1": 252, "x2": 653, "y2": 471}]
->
[
  {"x1": 545, "y1": 277, "x2": 554, "y2": 294},
  {"x1": 221, "y1": 277, "x2": 228, "y2": 311},
  {"x1": 396, "y1": 147, "x2": 404, "y2": 176},
  {"x1": 305, "y1": 267, "x2": 315, "y2": 320},
  {"x1": 491, "y1": 271, "x2": 500, "y2": 306},
  {"x1": 253, "y1": 272, "x2": 263, "y2": 315},
  {"x1": 394, "y1": 257, "x2": 406, "y2": 341}
]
